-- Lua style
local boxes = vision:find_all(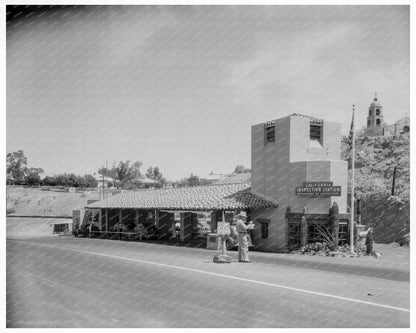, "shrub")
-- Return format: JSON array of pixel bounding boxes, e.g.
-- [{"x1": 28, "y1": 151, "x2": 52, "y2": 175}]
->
[{"x1": 6, "y1": 208, "x2": 16, "y2": 215}]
